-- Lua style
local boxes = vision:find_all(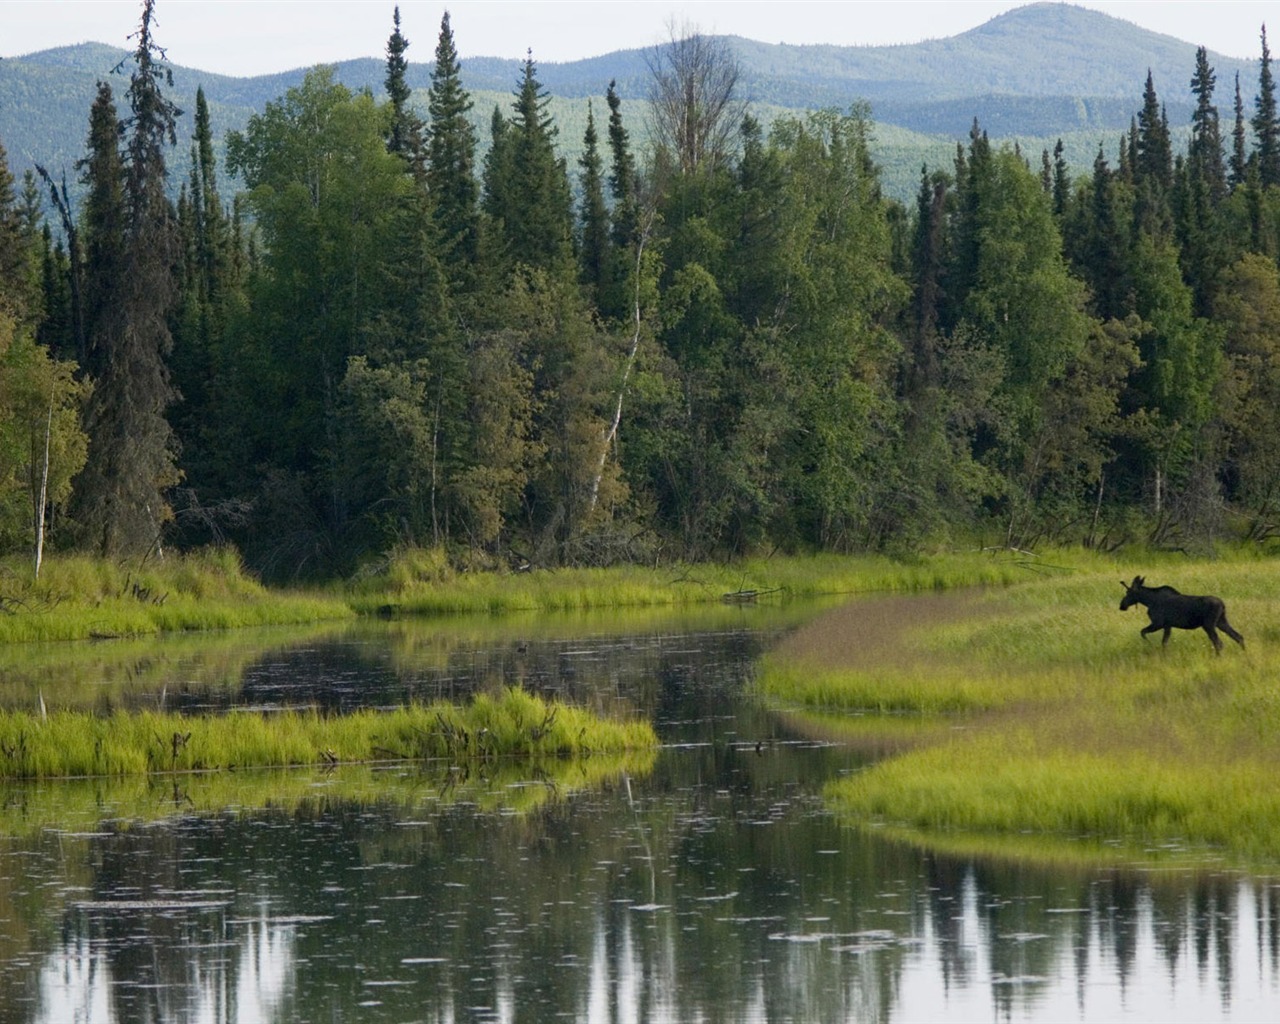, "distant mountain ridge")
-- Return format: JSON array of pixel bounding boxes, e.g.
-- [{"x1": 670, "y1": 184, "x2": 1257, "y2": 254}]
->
[{"x1": 0, "y1": 2, "x2": 1262, "y2": 204}]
